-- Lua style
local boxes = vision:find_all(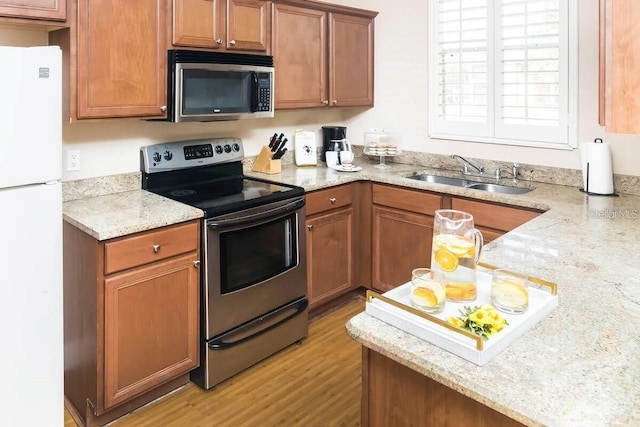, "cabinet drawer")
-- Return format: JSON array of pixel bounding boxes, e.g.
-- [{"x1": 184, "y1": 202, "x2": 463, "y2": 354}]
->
[
  {"x1": 104, "y1": 221, "x2": 199, "y2": 275},
  {"x1": 306, "y1": 184, "x2": 354, "y2": 216},
  {"x1": 451, "y1": 198, "x2": 540, "y2": 232},
  {"x1": 373, "y1": 184, "x2": 442, "y2": 215}
]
